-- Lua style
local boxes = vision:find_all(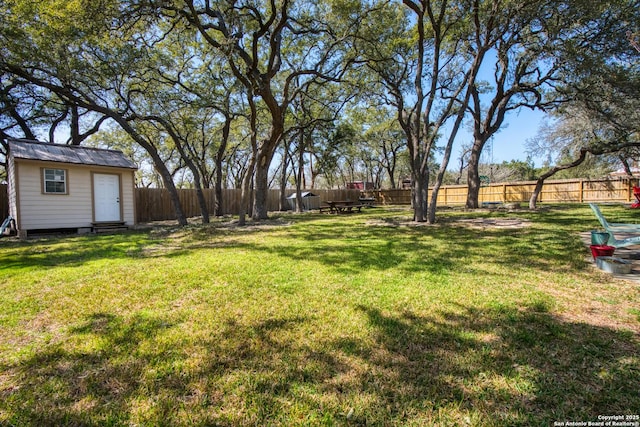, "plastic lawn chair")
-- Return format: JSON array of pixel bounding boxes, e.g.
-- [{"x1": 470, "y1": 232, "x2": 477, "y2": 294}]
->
[{"x1": 589, "y1": 203, "x2": 640, "y2": 248}]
